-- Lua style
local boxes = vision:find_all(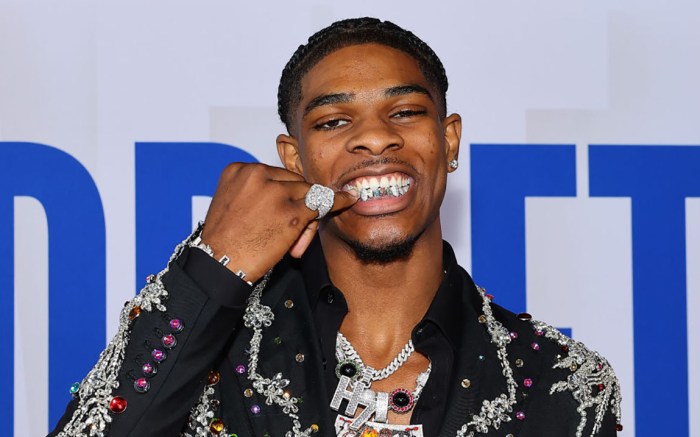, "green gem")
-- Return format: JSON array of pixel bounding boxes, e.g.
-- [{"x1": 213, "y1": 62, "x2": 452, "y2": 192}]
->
[
  {"x1": 273, "y1": 337, "x2": 282, "y2": 345},
  {"x1": 69, "y1": 382, "x2": 80, "y2": 394}
]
